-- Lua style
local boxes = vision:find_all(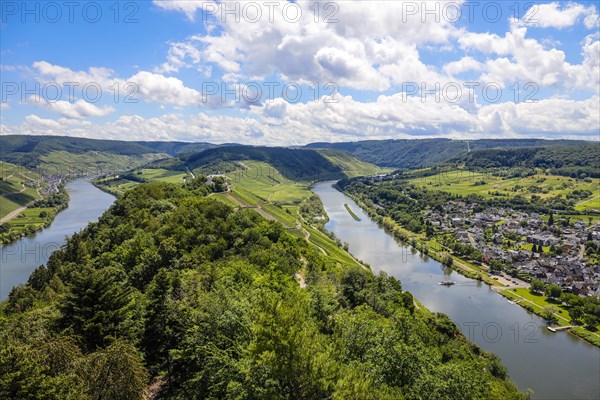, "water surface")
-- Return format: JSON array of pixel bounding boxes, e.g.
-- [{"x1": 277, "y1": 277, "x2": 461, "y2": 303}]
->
[{"x1": 0, "y1": 179, "x2": 115, "y2": 300}]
